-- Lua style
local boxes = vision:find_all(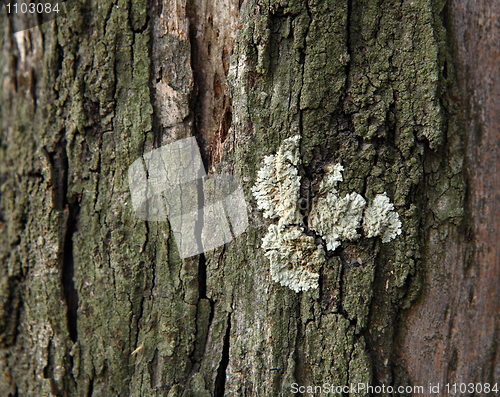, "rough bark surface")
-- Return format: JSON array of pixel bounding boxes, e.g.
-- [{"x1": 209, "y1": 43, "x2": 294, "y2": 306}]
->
[
  {"x1": 396, "y1": 0, "x2": 500, "y2": 387},
  {"x1": 222, "y1": 0, "x2": 449, "y2": 394},
  {"x1": 0, "y1": 1, "x2": 497, "y2": 397}
]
